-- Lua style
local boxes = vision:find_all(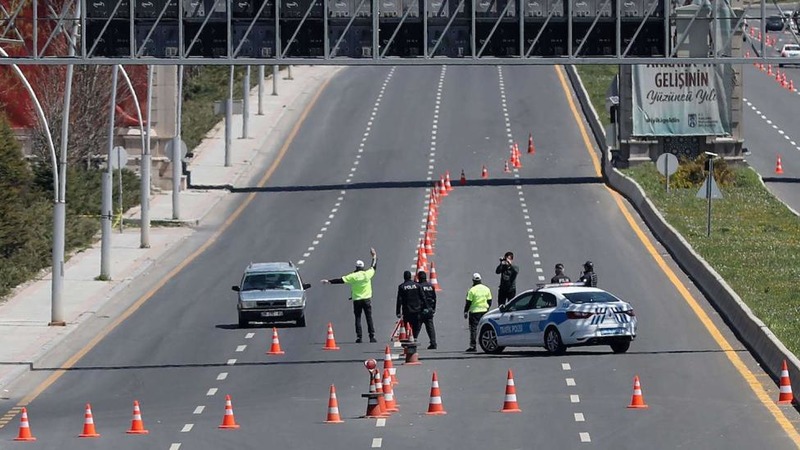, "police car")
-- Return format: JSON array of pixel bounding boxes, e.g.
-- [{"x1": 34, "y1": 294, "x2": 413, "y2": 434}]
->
[{"x1": 477, "y1": 283, "x2": 637, "y2": 355}]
